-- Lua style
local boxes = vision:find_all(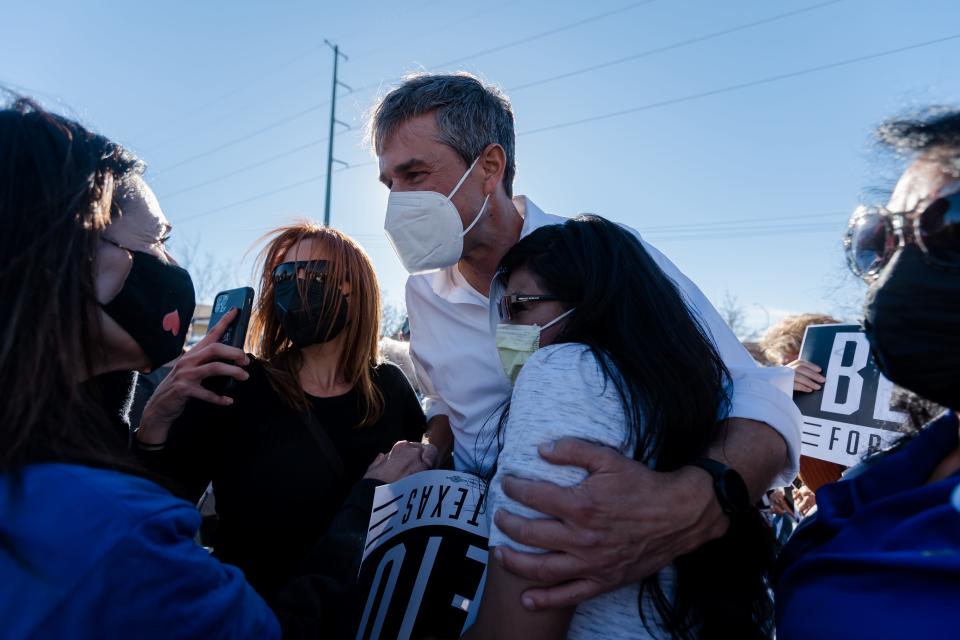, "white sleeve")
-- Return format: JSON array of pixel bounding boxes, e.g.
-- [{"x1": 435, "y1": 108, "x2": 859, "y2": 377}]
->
[
  {"x1": 487, "y1": 344, "x2": 630, "y2": 553},
  {"x1": 404, "y1": 276, "x2": 451, "y2": 421},
  {"x1": 635, "y1": 235, "x2": 802, "y2": 486}
]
